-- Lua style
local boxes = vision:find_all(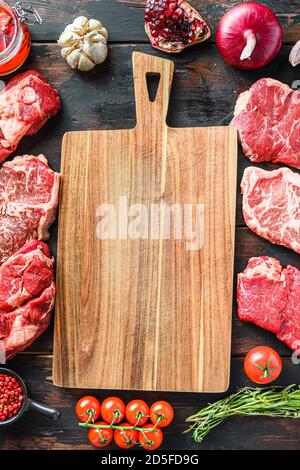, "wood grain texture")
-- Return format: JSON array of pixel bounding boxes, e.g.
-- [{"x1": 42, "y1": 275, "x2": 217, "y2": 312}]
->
[
  {"x1": 28, "y1": 0, "x2": 299, "y2": 44},
  {"x1": 53, "y1": 52, "x2": 237, "y2": 392}
]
